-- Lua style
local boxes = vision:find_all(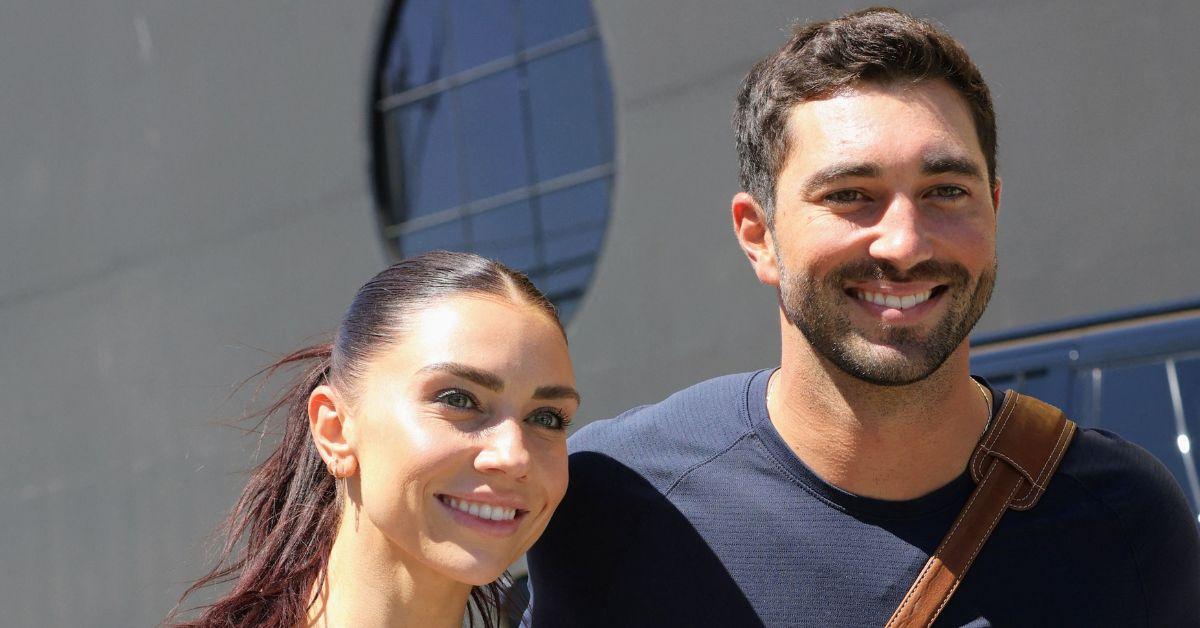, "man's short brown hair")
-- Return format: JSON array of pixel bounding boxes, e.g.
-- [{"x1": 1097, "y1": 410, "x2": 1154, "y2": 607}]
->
[{"x1": 733, "y1": 7, "x2": 997, "y2": 217}]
